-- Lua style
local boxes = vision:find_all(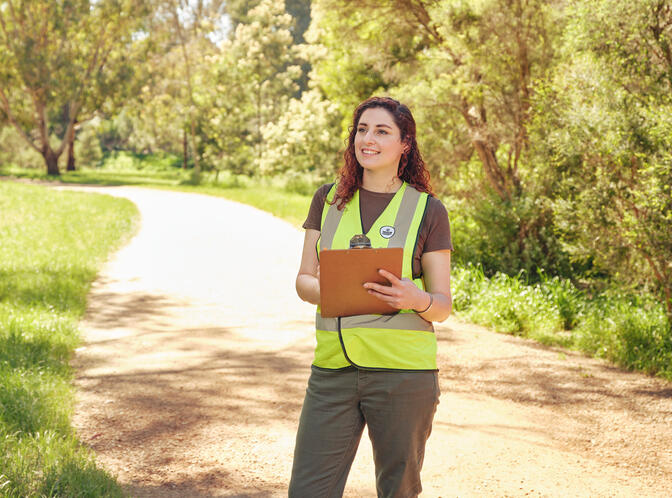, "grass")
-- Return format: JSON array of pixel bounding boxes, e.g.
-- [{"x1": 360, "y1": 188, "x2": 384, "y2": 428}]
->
[
  {"x1": 453, "y1": 264, "x2": 672, "y2": 380},
  {"x1": 0, "y1": 181, "x2": 138, "y2": 497}
]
